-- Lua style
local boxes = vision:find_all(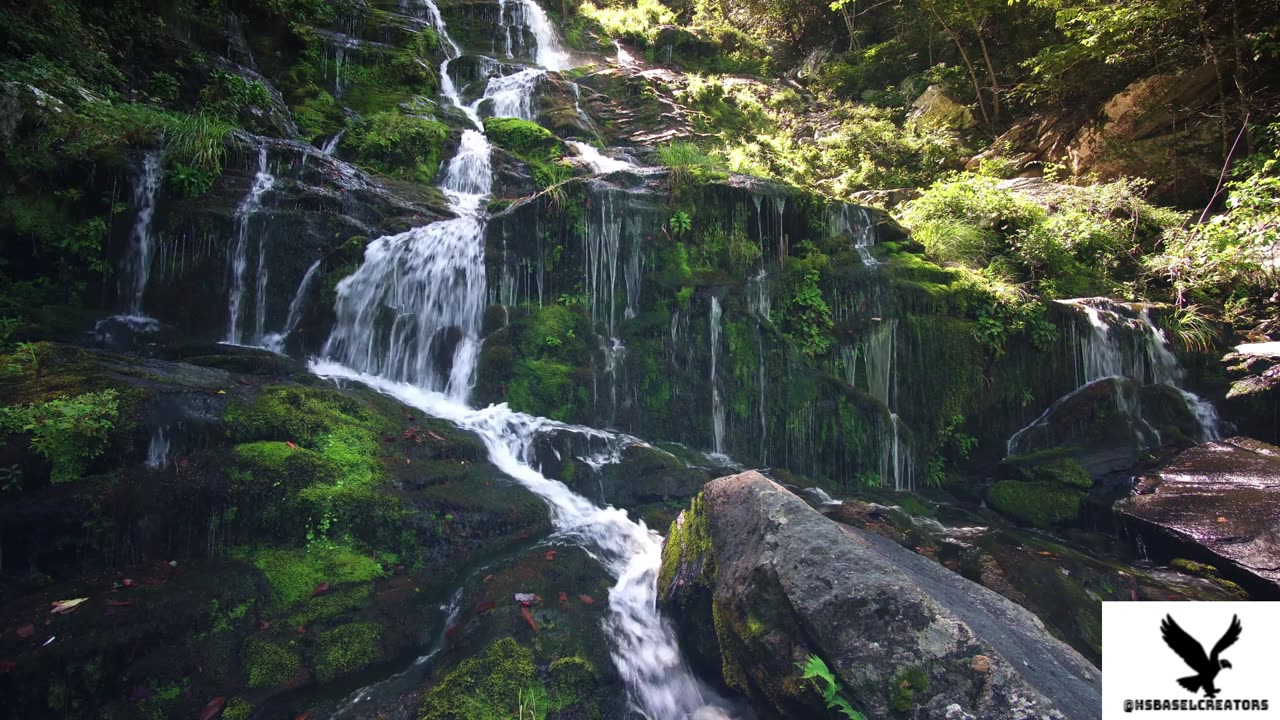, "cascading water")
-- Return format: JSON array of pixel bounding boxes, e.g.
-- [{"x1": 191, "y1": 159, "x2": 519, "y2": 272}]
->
[
  {"x1": 261, "y1": 258, "x2": 322, "y2": 354},
  {"x1": 226, "y1": 144, "x2": 275, "y2": 345},
  {"x1": 840, "y1": 319, "x2": 914, "y2": 490},
  {"x1": 709, "y1": 296, "x2": 726, "y2": 456},
  {"x1": 314, "y1": 3, "x2": 730, "y2": 716},
  {"x1": 1007, "y1": 299, "x2": 1221, "y2": 455},
  {"x1": 120, "y1": 151, "x2": 163, "y2": 316},
  {"x1": 830, "y1": 203, "x2": 879, "y2": 266},
  {"x1": 322, "y1": 130, "x2": 491, "y2": 400}
]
